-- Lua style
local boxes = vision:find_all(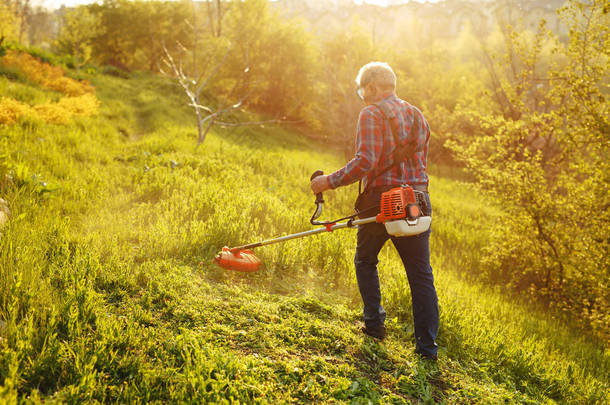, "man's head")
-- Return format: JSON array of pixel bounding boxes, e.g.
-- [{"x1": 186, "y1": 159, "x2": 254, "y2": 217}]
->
[{"x1": 355, "y1": 62, "x2": 396, "y2": 104}]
